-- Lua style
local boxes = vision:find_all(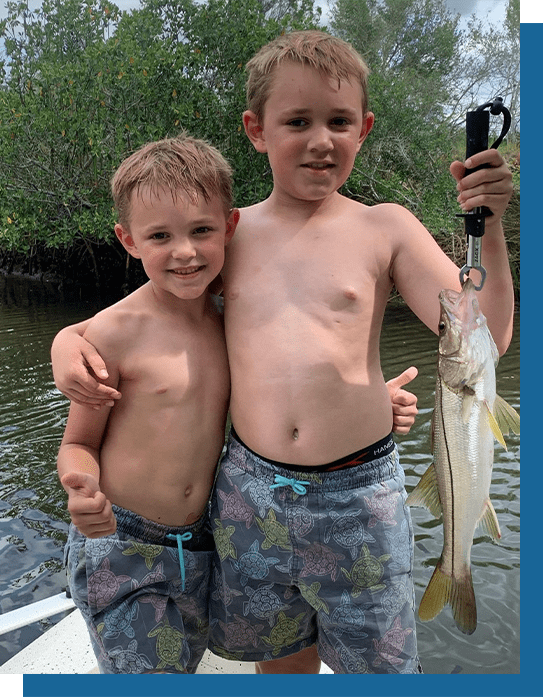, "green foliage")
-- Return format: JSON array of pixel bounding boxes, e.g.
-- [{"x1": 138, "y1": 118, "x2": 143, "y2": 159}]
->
[
  {"x1": 0, "y1": 0, "x2": 320, "y2": 268},
  {"x1": 0, "y1": 0, "x2": 519, "y2": 299}
]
